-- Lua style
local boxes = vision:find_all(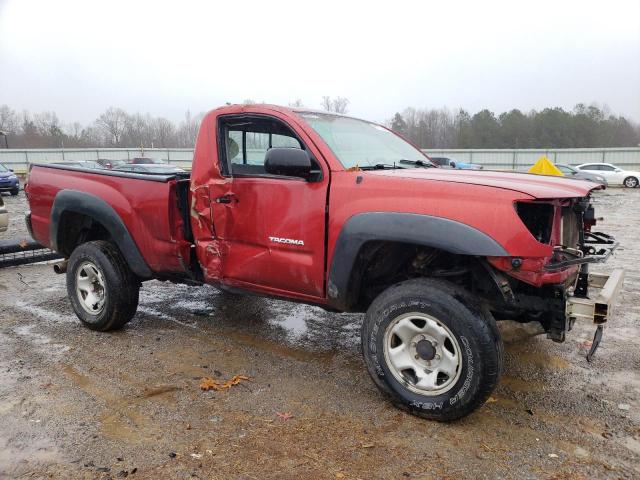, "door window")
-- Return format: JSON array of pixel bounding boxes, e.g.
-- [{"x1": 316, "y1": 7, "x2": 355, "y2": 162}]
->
[{"x1": 219, "y1": 116, "x2": 303, "y2": 176}]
